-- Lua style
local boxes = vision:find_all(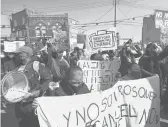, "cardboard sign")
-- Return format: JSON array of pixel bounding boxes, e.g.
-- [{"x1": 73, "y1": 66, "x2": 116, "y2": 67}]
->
[
  {"x1": 77, "y1": 59, "x2": 121, "y2": 92},
  {"x1": 36, "y1": 76, "x2": 160, "y2": 127},
  {"x1": 86, "y1": 29, "x2": 117, "y2": 53}
]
